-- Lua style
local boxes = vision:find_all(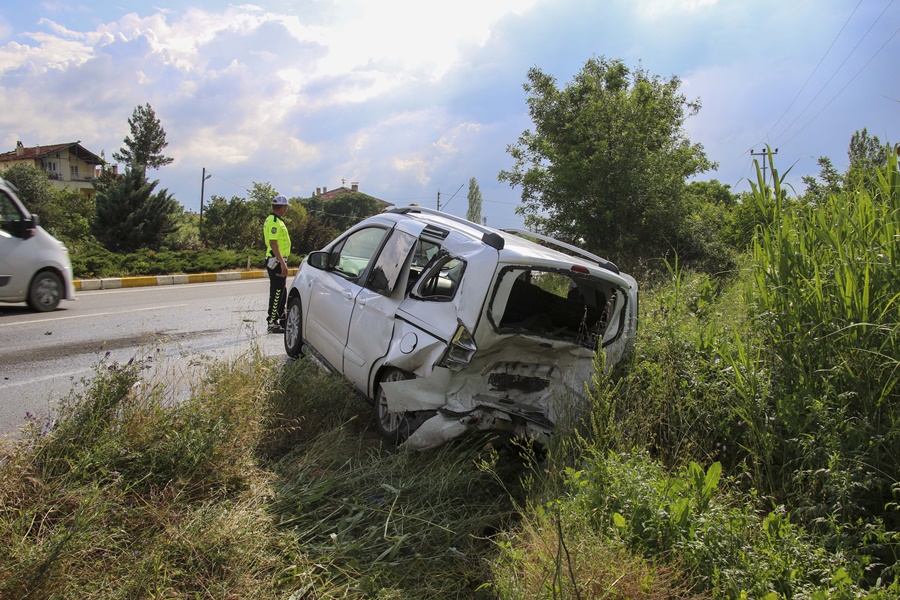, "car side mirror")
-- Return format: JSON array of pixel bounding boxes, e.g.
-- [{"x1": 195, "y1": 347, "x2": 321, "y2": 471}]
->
[
  {"x1": 307, "y1": 250, "x2": 330, "y2": 270},
  {"x1": 23, "y1": 214, "x2": 38, "y2": 239}
]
